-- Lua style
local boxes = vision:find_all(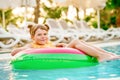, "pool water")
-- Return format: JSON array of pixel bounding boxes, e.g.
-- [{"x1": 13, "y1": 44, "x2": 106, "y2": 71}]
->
[{"x1": 0, "y1": 45, "x2": 120, "y2": 80}]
